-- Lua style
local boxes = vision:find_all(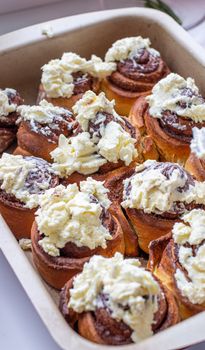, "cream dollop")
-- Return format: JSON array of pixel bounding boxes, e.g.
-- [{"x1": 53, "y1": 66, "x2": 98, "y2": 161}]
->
[
  {"x1": 105, "y1": 36, "x2": 160, "y2": 63},
  {"x1": 41, "y1": 52, "x2": 115, "y2": 98},
  {"x1": 173, "y1": 209, "x2": 205, "y2": 304},
  {"x1": 0, "y1": 154, "x2": 54, "y2": 209},
  {"x1": 191, "y1": 127, "x2": 205, "y2": 160},
  {"x1": 68, "y1": 252, "x2": 160, "y2": 343},
  {"x1": 17, "y1": 99, "x2": 69, "y2": 124},
  {"x1": 146, "y1": 73, "x2": 205, "y2": 122},
  {"x1": 72, "y1": 90, "x2": 121, "y2": 131},
  {"x1": 51, "y1": 133, "x2": 107, "y2": 176},
  {"x1": 0, "y1": 88, "x2": 17, "y2": 117},
  {"x1": 122, "y1": 160, "x2": 205, "y2": 214},
  {"x1": 51, "y1": 91, "x2": 136, "y2": 176},
  {"x1": 36, "y1": 178, "x2": 112, "y2": 256}
]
